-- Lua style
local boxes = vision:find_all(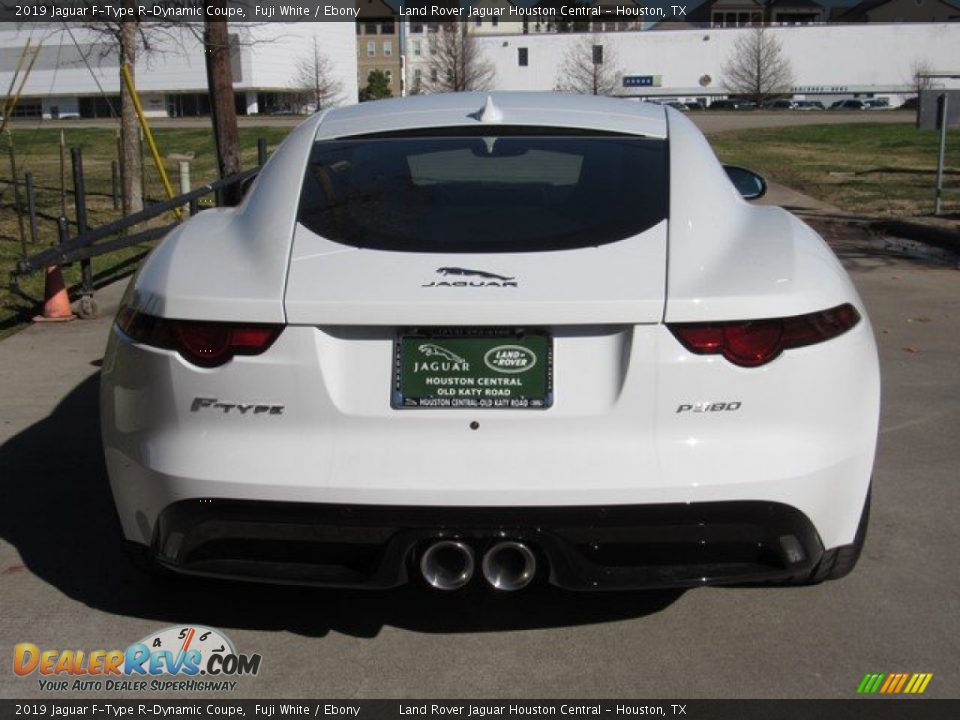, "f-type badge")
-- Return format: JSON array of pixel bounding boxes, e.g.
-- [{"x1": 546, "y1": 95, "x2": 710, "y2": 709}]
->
[{"x1": 422, "y1": 267, "x2": 518, "y2": 288}]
